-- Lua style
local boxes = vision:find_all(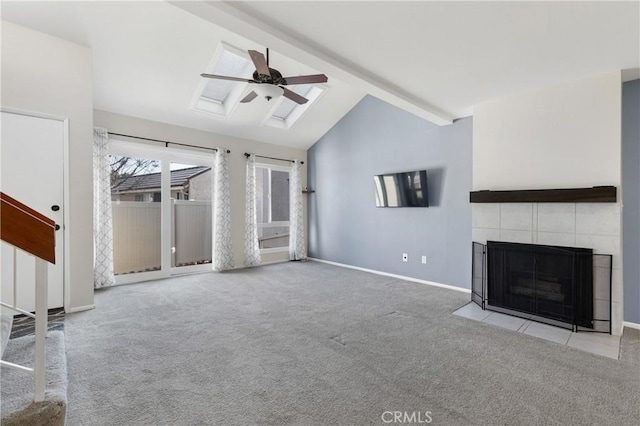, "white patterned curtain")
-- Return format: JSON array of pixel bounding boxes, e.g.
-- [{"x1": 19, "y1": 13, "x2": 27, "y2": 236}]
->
[
  {"x1": 93, "y1": 128, "x2": 115, "y2": 288},
  {"x1": 213, "y1": 148, "x2": 234, "y2": 271},
  {"x1": 244, "y1": 154, "x2": 262, "y2": 267},
  {"x1": 289, "y1": 160, "x2": 306, "y2": 260}
]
